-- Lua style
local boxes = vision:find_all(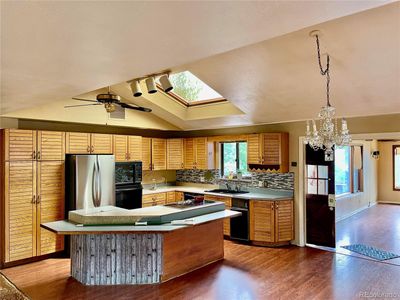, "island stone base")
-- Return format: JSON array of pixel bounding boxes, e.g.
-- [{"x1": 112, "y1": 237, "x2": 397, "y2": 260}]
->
[{"x1": 70, "y1": 220, "x2": 224, "y2": 285}]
